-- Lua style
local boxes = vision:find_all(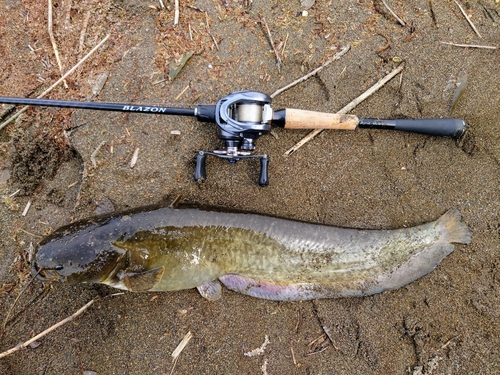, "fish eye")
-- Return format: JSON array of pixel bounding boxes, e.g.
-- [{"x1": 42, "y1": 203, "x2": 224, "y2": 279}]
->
[{"x1": 55, "y1": 265, "x2": 64, "y2": 271}]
